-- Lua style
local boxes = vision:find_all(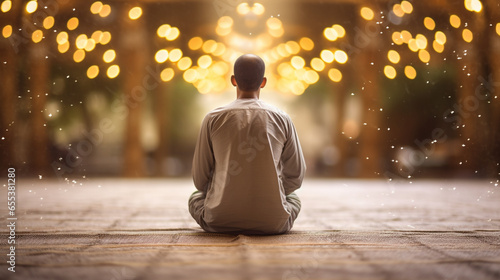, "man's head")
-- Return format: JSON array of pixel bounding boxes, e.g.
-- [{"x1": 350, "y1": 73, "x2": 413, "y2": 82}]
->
[{"x1": 232, "y1": 54, "x2": 266, "y2": 92}]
